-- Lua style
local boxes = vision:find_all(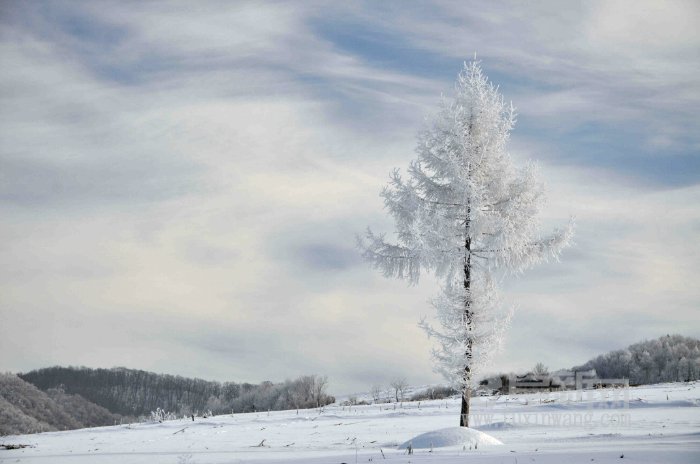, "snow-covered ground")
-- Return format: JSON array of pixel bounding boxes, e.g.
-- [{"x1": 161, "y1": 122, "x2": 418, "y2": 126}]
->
[{"x1": 2, "y1": 382, "x2": 699, "y2": 463}]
